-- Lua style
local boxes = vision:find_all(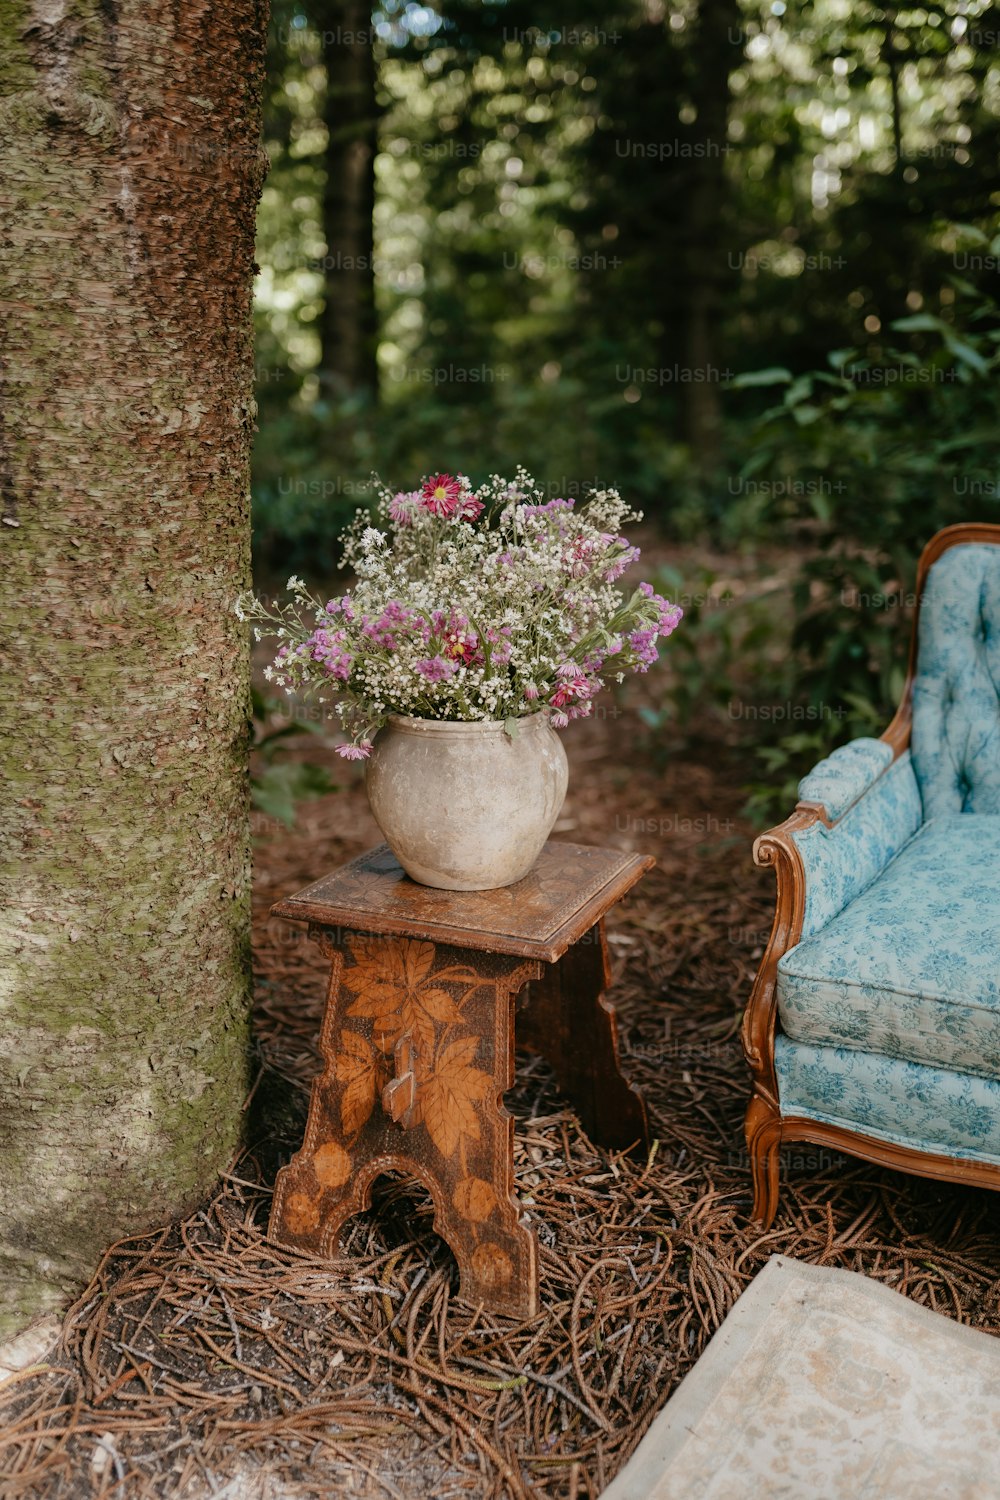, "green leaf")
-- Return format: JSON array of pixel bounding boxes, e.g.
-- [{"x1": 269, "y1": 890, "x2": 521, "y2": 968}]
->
[
  {"x1": 941, "y1": 334, "x2": 989, "y2": 374},
  {"x1": 729, "y1": 367, "x2": 793, "y2": 389},
  {"x1": 952, "y1": 223, "x2": 988, "y2": 246},
  {"x1": 784, "y1": 375, "x2": 814, "y2": 406},
  {"x1": 251, "y1": 762, "x2": 336, "y2": 828},
  {"x1": 503, "y1": 716, "x2": 520, "y2": 739},
  {"x1": 890, "y1": 314, "x2": 948, "y2": 334},
  {"x1": 827, "y1": 348, "x2": 857, "y2": 372}
]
